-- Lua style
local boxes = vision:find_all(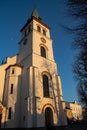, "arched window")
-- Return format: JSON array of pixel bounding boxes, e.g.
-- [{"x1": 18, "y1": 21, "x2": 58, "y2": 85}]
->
[
  {"x1": 43, "y1": 29, "x2": 46, "y2": 36},
  {"x1": 43, "y1": 75, "x2": 49, "y2": 97},
  {"x1": 41, "y1": 46, "x2": 46, "y2": 58},
  {"x1": 37, "y1": 26, "x2": 41, "y2": 32}
]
